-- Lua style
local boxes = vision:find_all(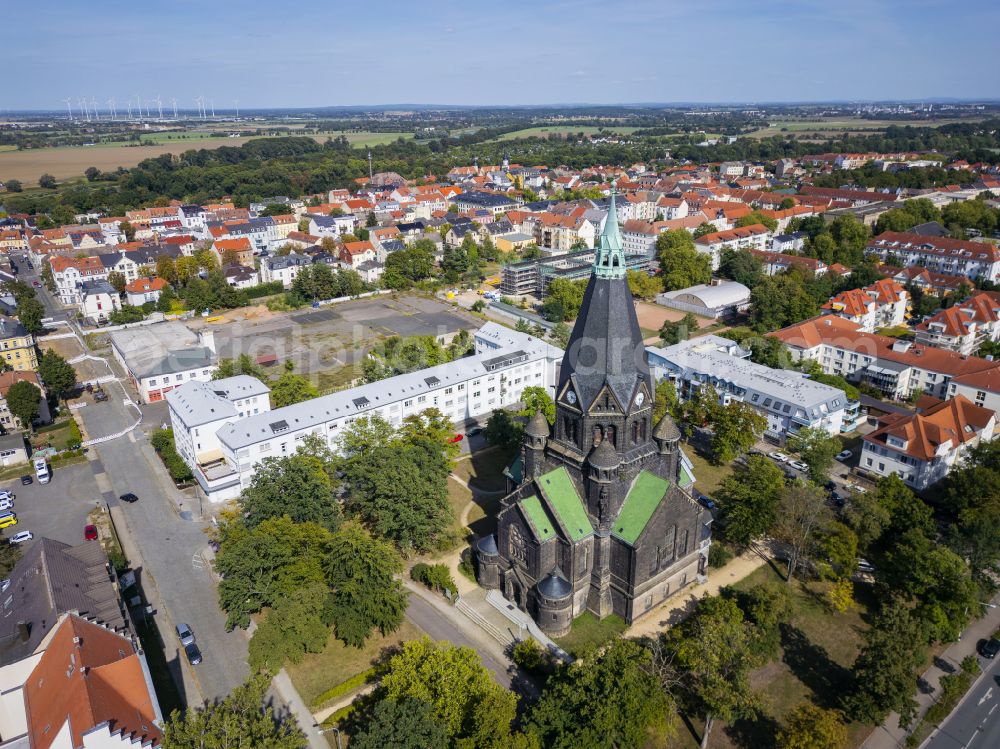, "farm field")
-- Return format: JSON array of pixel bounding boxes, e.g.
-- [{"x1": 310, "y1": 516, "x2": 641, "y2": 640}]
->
[
  {"x1": 747, "y1": 116, "x2": 975, "y2": 139},
  {"x1": 0, "y1": 130, "x2": 412, "y2": 183},
  {"x1": 493, "y1": 125, "x2": 639, "y2": 140}
]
